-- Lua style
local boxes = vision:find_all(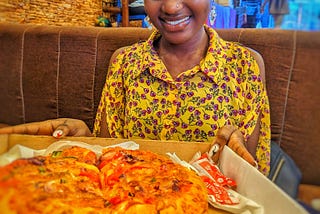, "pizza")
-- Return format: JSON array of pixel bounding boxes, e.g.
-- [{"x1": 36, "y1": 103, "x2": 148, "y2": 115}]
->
[{"x1": 0, "y1": 146, "x2": 208, "y2": 214}]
